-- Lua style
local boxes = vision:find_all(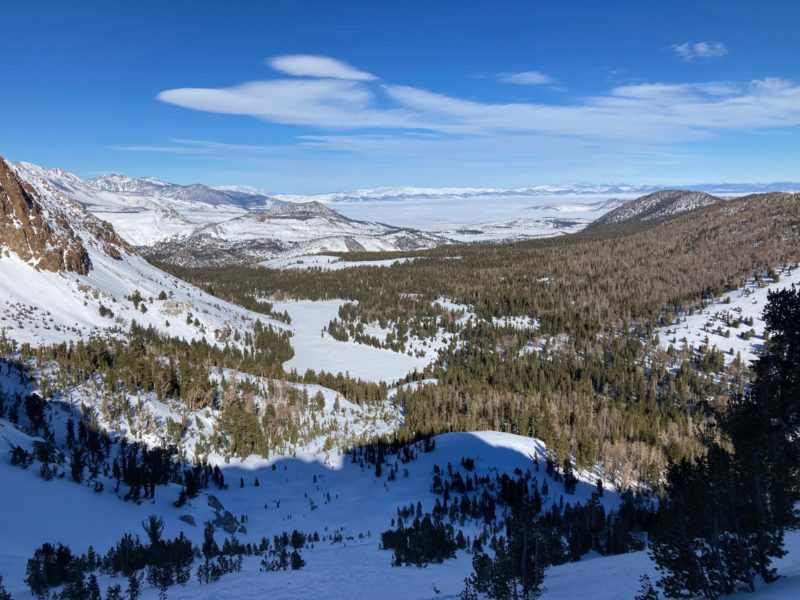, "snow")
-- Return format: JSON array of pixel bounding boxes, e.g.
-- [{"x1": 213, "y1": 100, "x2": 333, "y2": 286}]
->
[
  {"x1": 435, "y1": 217, "x2": 591, "y2": 243},
  {"x1": 0, "y1": 429, "x2": 619, "y2": 599},
  {"x1": 5, "y1": 159, "x2": 800, "y2": 599},
  {"x1": 0, "y1": 164, "x2": 286, "y2": 347},
  {"x1": 543, "y1": 529, "x2": 800, "y2": 599},
  {"x1": 273, "y1": 300, "x2": 431, "y2": 383},
  {"x1": 0, "y1": 249, "x2": 281, "y2": 348},
  {"x1": 15, "y1": 163, "x2": 800, "y2": 260},
  {"x1": 5, "y1": 410, "x2": 797, "y2": 600},
  {"x1": 260, "y1": 254, "x2": 417, "y2": 271},
  {"x1": 492, "y1": 315, "x2": 539, "y2": 330},
  {"x1": 12, "y1": 163, "x2": 635, "y2": 253},
  {"x1": 14, "y1": 161, "x2": 254, "y2": 246},
  {"x1": 323, "y1": 193, "x2": 623, "y2": 242},
  {"x1": 657, "y1": 266, "x2": 800, "y2": 366}
]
